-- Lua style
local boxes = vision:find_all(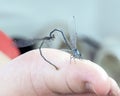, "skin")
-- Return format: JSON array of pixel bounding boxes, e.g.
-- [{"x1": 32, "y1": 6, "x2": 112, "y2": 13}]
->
[{"x1": 0, "y1": 48, "x2": 119, "y2": 96}]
